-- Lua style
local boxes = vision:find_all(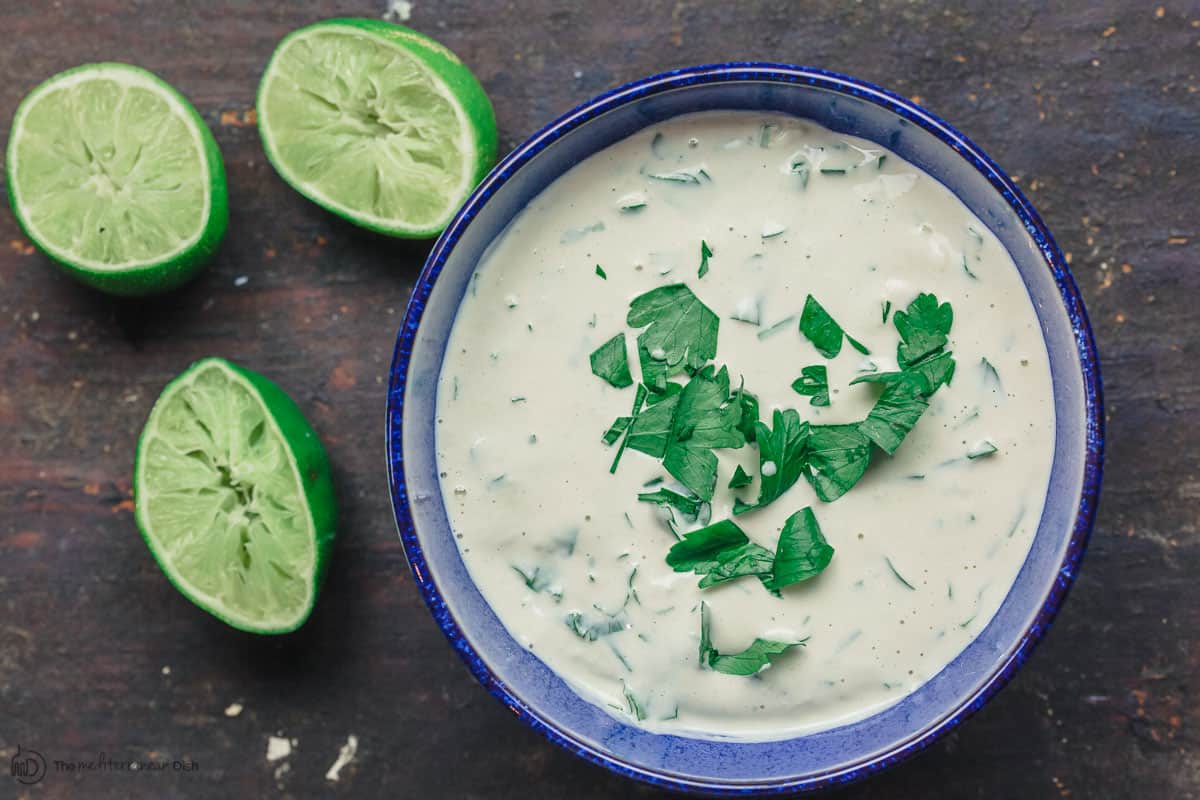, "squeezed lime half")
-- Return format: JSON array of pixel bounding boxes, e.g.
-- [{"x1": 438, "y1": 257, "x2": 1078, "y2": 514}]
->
[
  {"x1": 5, "y1": 62, "x2": 228, "y2": 295},
  {"x1": 257, "y1": 18, "x2": 497, "y2": 237},
  {"x1": 134, "y1": 358, "x2": 336, "y2": 634}
]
